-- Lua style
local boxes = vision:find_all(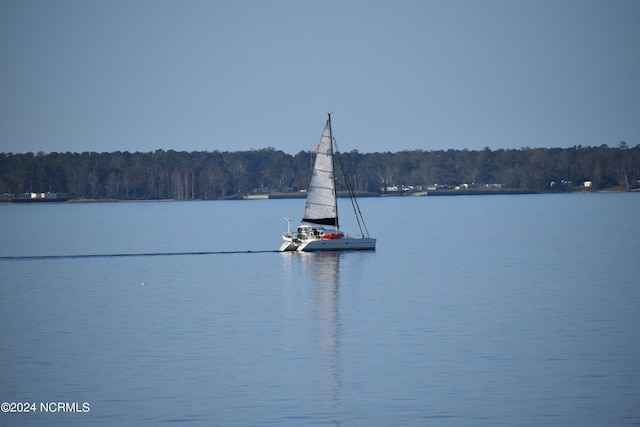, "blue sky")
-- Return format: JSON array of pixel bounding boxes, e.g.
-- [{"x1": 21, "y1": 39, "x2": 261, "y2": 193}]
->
[{"x1": 1, "y1": 0, "x2": 638, "y2": 155}]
